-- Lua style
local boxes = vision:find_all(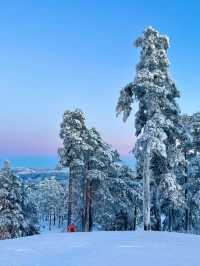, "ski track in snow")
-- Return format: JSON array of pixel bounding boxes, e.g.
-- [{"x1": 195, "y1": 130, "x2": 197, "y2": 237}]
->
[{"x1": 0, "y1": 231, "x2": 200, "y2": 266}]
